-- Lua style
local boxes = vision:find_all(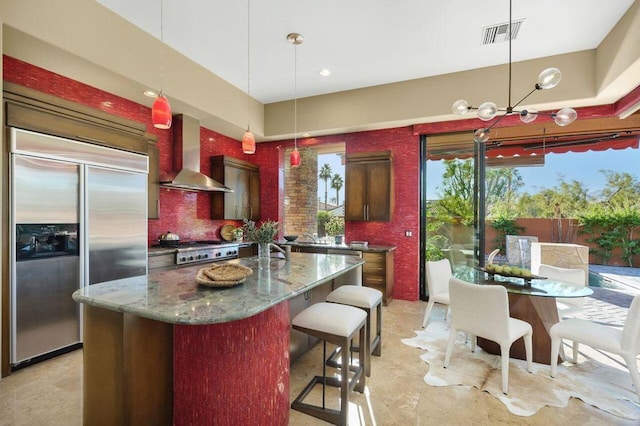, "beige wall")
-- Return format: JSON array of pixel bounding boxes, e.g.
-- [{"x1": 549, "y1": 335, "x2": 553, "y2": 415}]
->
[{"x1": 1, "y1": 0, "x2": 639, "y2": 143}]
